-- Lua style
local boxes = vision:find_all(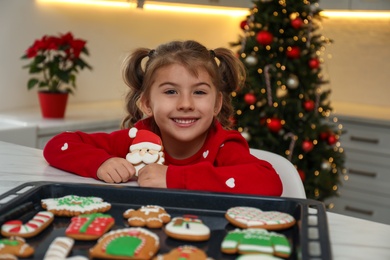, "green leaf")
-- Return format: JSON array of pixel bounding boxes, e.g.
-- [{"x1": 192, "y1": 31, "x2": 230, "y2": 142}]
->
[{"x1": 27, "y1": 78, "x2": 39, "y2": 90}]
